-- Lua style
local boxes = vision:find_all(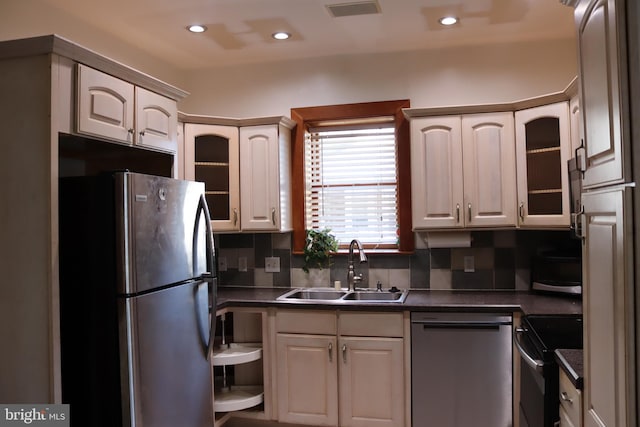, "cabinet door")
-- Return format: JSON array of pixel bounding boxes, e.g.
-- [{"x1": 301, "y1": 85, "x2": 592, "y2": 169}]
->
[
  {"x1": 462, "y1": 112, "x2": 517, "y2": 227},
  {"x1": 276, "y1": 333, "x2": 338, "y2": 426},
  {"x1": 77, "y1": 64, "x2": 134, "y2": 143},
  {"x1": 339, "y1": 337, "x2": 404, "y2": 427},
  {"x1": 134, "y1": 87, "x2": 177, "y2": 154},
  {"x1": 240, "y1": 125, "x2": 281, "y2": 231},
  {"x1": 410, "y1": 116, "x2": 464, "y2": 229},
  {"x1": 577, "y1": 0, "x2": 629, "y2": 189},
  {"x1": 515, "y1": 102, "x2": 571, "y2": 227},
  {"x1": 559, "y1": 406, "x2": 577, "y2": 427},
  {"x1": 582, "y1": 186, "x2": 634, "y2": 427},
  {"x1": 184, "y1": 124, "x2": 240, "y2": 231}
]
